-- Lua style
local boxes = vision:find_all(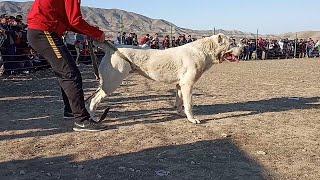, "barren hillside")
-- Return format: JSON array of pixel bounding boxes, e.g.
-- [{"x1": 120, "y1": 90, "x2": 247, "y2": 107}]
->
[
  {"x1": 0, "y1": 1, "x2": 255, "y2": 38},
  {"x1": 1, "y1": 1, "x2": 318, "y2": 39}
]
